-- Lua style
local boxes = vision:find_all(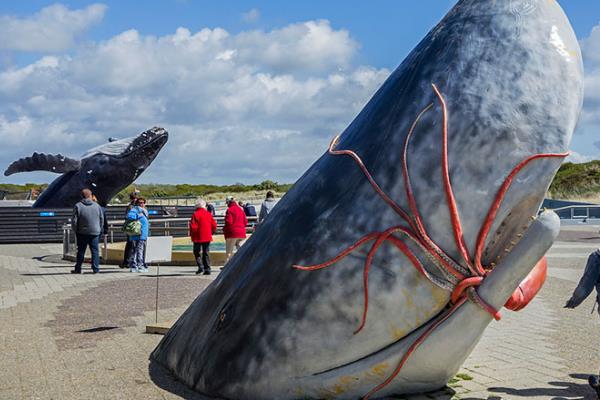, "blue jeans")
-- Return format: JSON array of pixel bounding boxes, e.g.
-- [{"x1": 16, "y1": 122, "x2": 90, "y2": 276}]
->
[
  {"x1": 75, "y1": 234, "x2": 100, "y2": 272},
  {"x1": 129, "y1": 239, "x2": 147, "y2": 270}
]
